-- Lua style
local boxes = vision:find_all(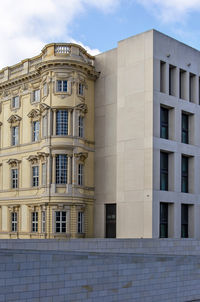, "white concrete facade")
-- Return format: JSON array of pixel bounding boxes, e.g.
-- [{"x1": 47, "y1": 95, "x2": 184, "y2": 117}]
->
[{"x1": 94, "y1": 29, "x2": 200, "y2": 239}]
